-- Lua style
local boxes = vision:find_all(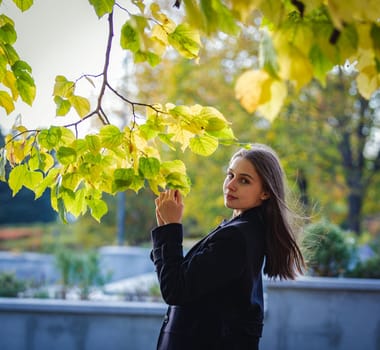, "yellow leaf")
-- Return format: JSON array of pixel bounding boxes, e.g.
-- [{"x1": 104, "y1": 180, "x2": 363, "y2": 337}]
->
[
  {"x1": 3, "y1": 71, "x2": 18, "y2": 99},
  {"x1": 230, "y1": 0, "x2": 262, "y2": 22},
  {"x1": 327, "y1": 0, "x2": 380, "y2": 29},
  {"x1": 69, "y1": 95, "x2": 91, "y2": 118},
  {"x1": 167, "y1": 123, "x2": 193, "y2": 151},
  {"x1": 274, "y1": 37, "x2": 313, "y2": 90},
  {"x1": 302, "y1": 0, "x2": 324, "y2": 16},
  {"x1": 356, "y1": 72, "x2": 379, "y2": 99},
  {"x1": 356, "y1": 23, "x2": 373, "y2": 51},
  {"x1": 257, "y1": 80, "x2": 287, "y2": 122},
  {"x1": 355, "y1": 49, "x2": 379, "y2": 99},
  {"x1": 168, "y1": 23, "x2": 202, "y2": 59},
  {"x1": 151, "y1": 24, "x2": 168, "y2": 55},
  {"x1": 235, "y1": 69, "x2": 271, "y2": 113},
  {"x1": 53, "y1": 75, "x2": 74, "y2": 98},
  {"x1": 189, "y1": 134, "x2": 218, "y2": 156},
  {"x1": 0, "y1": 91, "x2": 15, "y2": 114},
  {"x1": 150, "y1": 3, "x2": 176, "y2": 33}
]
